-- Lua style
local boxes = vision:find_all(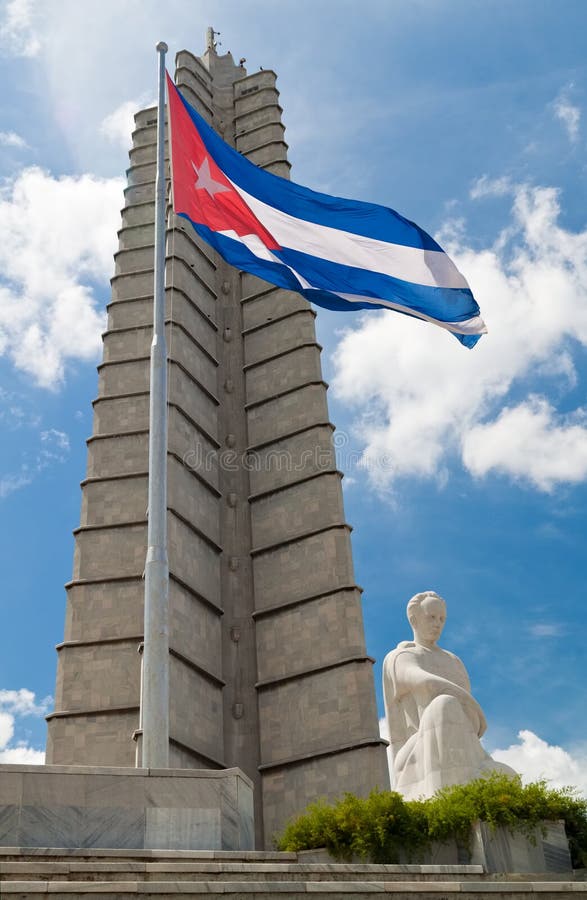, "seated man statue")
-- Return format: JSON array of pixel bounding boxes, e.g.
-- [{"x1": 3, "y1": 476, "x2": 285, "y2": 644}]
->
[{"x1": 383, "y1": 590, "x2": 516, "y2": 799}]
